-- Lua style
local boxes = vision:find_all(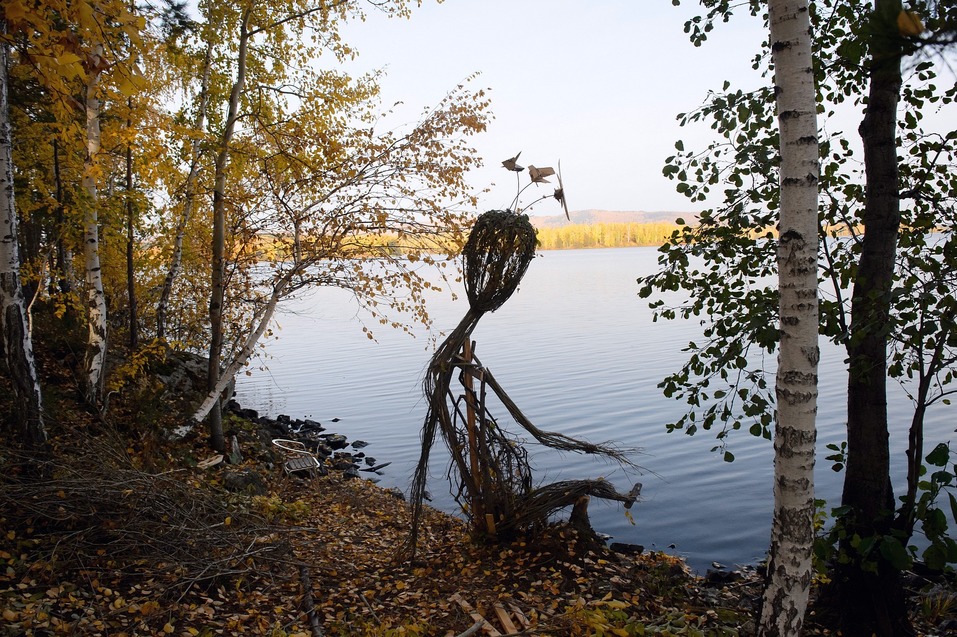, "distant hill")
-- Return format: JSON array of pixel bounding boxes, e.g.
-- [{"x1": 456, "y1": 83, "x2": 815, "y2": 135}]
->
[{"x1": 527, "y1": 209, "x2": 694, "y2": 228}]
